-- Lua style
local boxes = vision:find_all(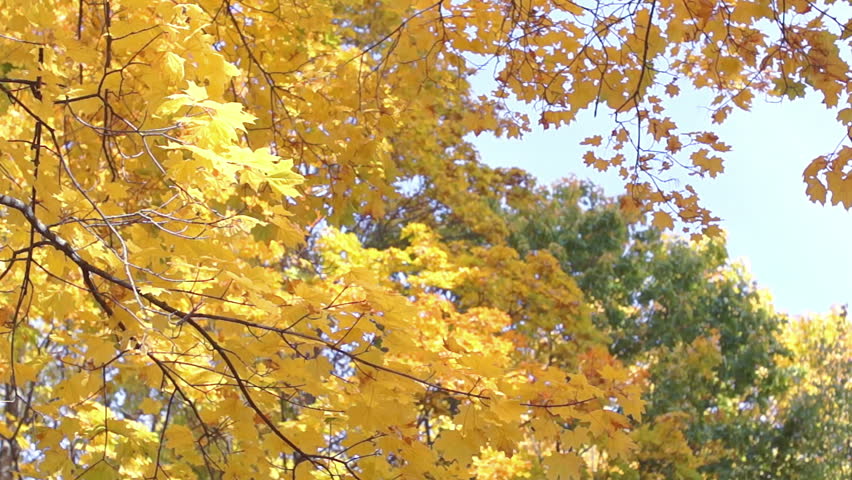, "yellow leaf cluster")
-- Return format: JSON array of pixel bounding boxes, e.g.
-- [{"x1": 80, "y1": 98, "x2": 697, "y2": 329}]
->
[{"x1": 0, "y1": 0, "x2": 848, "y2": 478}]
